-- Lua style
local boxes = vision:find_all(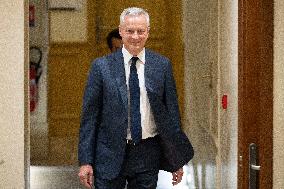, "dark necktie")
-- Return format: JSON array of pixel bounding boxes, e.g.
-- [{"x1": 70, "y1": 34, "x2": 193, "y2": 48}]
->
[{"x1": 129, "y1": 57, "x2": 142, "y2": 144}]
